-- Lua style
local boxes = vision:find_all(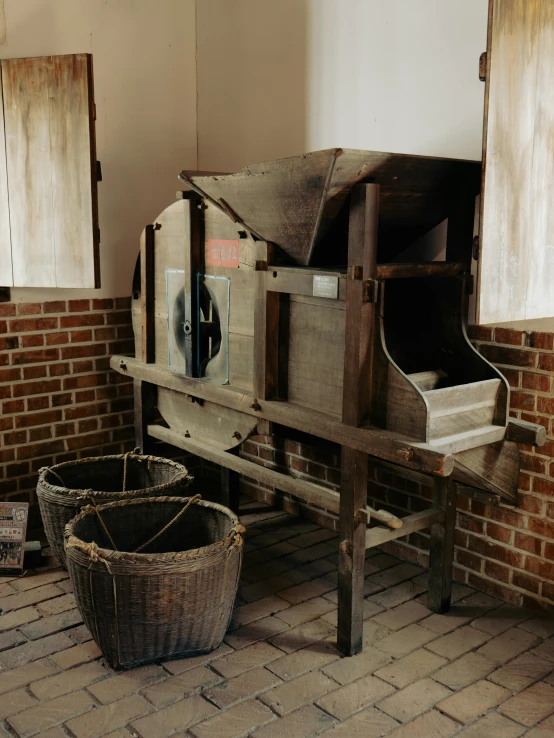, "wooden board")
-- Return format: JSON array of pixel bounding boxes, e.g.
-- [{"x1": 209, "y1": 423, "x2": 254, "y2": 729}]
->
[
  {"x1": 187, "y1": 149, "x2": 480, "y2": 266},
  {"x1": 287, "y1": 297, "x2": 345, "y2": 417},
  {"x1": 452, "y1": 439, "x2": 519, "y2": 504},
  {"x1": 478, "y1": 0, "x2": 554, "y2": 323},
  {"x1": 0, "y1": 65, "x2": 12, "y2": 286},
  {"x1": 1, "y1": 54, "x2": 99, "y2": 288},
  {"x1": 157, "y1": 388, "x2": 258, "y2": 450}
]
